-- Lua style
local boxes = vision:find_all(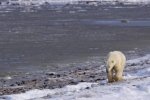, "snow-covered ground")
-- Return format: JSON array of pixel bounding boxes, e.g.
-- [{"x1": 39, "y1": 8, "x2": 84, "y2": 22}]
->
[
  {"x1": 0, "y1": 0, "x2": 150, "y2": 6},
  {"x1": 1, "y1": 54, "x2": 150, "y2": 100}
]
